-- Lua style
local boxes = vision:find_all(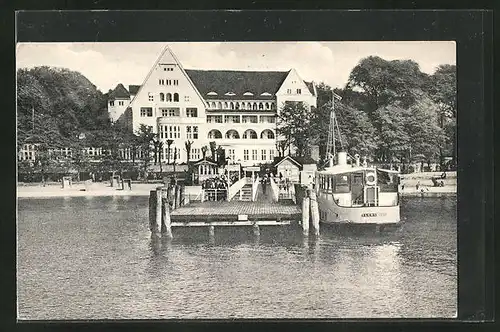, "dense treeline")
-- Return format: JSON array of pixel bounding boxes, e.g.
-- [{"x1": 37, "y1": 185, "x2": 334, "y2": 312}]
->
[
  {"x1": 17, "y1": 66, "x2": 112, "y2": 148},
  {"x1": 278, "y1": 56, "x2": 456, "y2": 171}
]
